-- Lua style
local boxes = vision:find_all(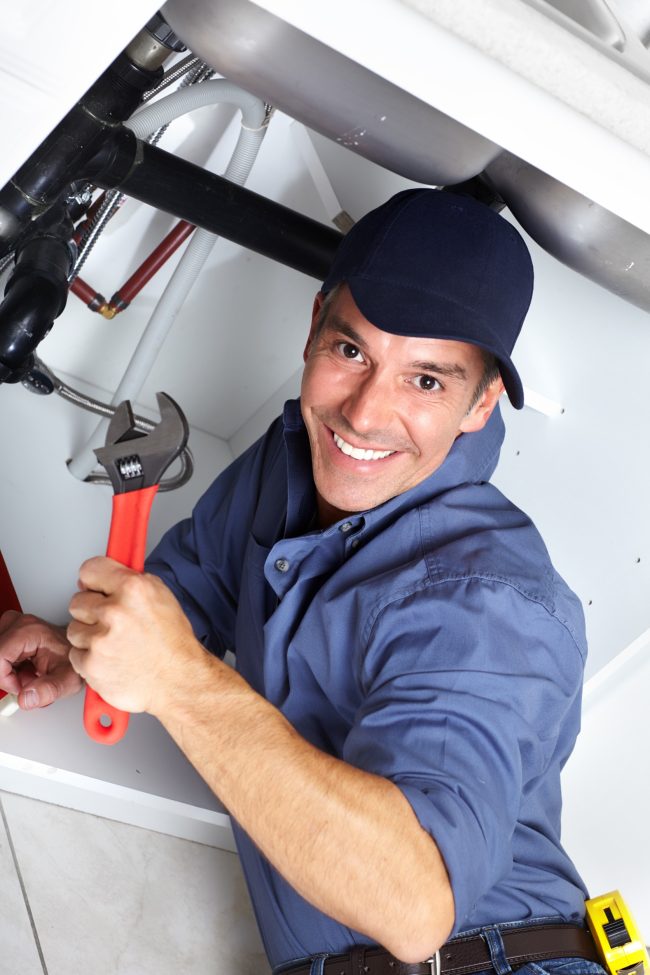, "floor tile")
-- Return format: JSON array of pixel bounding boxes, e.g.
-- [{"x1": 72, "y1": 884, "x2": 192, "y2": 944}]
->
[
  {"x1": 0, "y1": 795, "x2": 44, "y2": 974},
  {"x1": 2, "y1": 792, "x2": 269, "y2": 975}
]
